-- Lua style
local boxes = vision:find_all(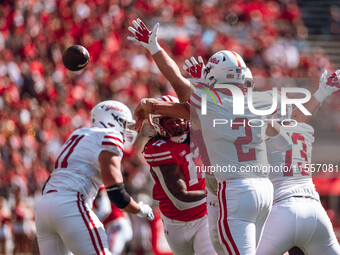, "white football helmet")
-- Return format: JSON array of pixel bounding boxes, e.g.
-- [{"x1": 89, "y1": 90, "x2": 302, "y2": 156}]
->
[
  {"x1": 149, "y1": 95, "x2": 190, "y2": 143},
  {"x1": 204, "y1": 50, "x2": 247, "y2": 87},
  {"x1": 91, "y1": 100, "x2": 137, "y2": 145}
]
